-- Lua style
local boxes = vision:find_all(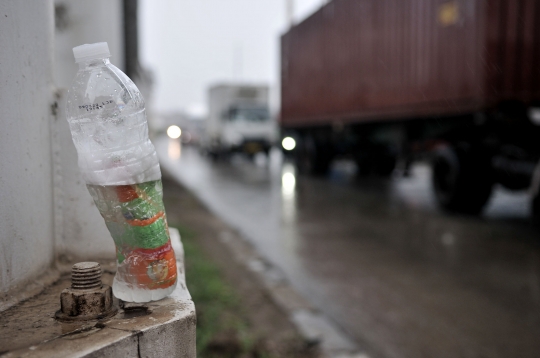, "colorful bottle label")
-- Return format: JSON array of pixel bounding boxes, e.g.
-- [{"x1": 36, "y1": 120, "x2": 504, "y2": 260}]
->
[{"x1": 87, "y1": 180, "x2": 177, "y2": 290}]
